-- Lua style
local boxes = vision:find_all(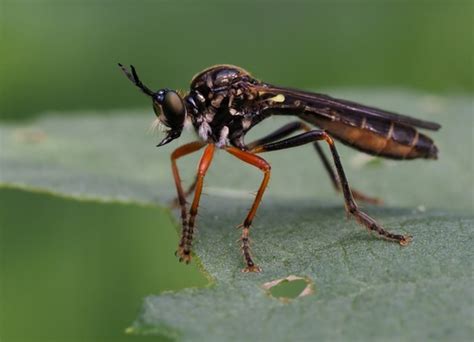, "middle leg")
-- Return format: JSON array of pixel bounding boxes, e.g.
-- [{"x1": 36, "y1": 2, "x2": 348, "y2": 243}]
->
[{"x1": 226, "y1": 146, "x2": 271, "y2": 272}]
